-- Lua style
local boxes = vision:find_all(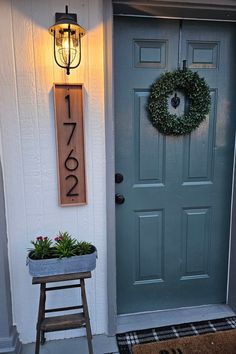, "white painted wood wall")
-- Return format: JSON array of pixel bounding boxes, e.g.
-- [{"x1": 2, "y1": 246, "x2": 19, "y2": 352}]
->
[{"x1": 0, "y1": 0, "x2": 107, "y2": 343}]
